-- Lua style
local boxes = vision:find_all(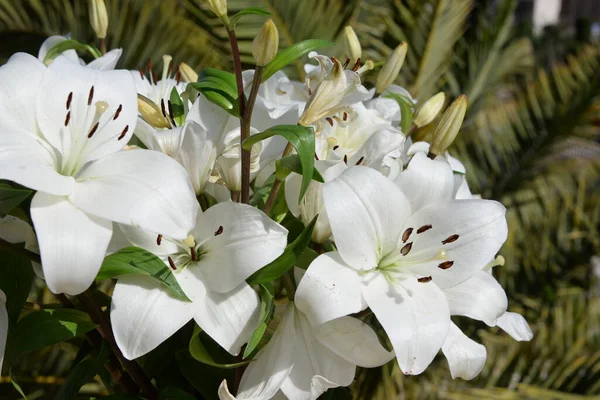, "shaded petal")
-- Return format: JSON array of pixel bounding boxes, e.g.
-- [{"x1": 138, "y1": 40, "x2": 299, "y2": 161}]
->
[
  {"x1": 111, "y1": 275, "x2": 195, "y2": 360},
  {"x1": 117, "y1": 223, "x2": 180, "y2": 256},
  {"x1": 0, "y1": 289, "x2": 6, "y2": 371},
  {"x1": 295, "y1": 252, "x2": 366, "y2": 326},
  {"x1": 186, "y1": 94, "x2": 230, "y2": 143},
  {"x1": 348, "y1": 128, "x2": 405, "y2": 172},
  {"x1": 443, "y1": 271, "x2": 507, "y2": 326},
  {"x1": 192, "y1": 203, "x2": 287, "y2": 293},
  {"x1": 86, "y1": 49, "x2": 123, "y2": 70},
  {"x1": 442, "y1": 323, "x2": 487, "y2": 380},
  {"x1": 315, "y1": 316, "x2": 394, "y2": 368},
  {"x1": 496, "y1": 312, "x2": 533, "y2": 341},
  {"x1": 322, "y1": 166, "x2": 411, "y2": 270},
  {"x1": 0, "y1": 216, "x2": 34, "y2": 244},
  {"x1": 31, "y1": 192, "x2": 112, "y2": 295},
  {"x1": 70, "y1": 149, "x2": 198, "y2": 240},
  {"x1": 176, "y1": 121, "x2": 217, "y2": 194},
  {"x1": 363, "y1": 273, "x2": 450, "y2": 375}
]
